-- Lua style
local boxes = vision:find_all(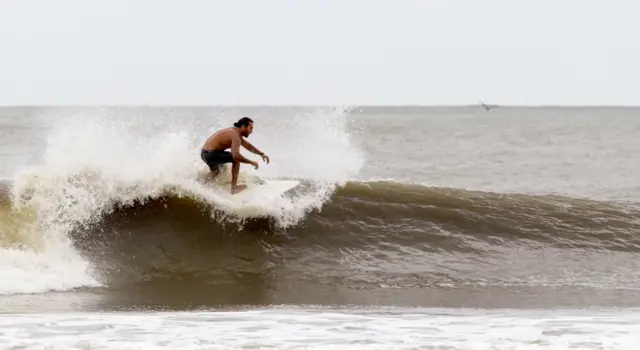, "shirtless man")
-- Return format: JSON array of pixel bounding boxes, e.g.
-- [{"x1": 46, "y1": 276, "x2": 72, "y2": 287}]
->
[{"x1": 200, "y1": 117, "x2": 270, "y2": 194}]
